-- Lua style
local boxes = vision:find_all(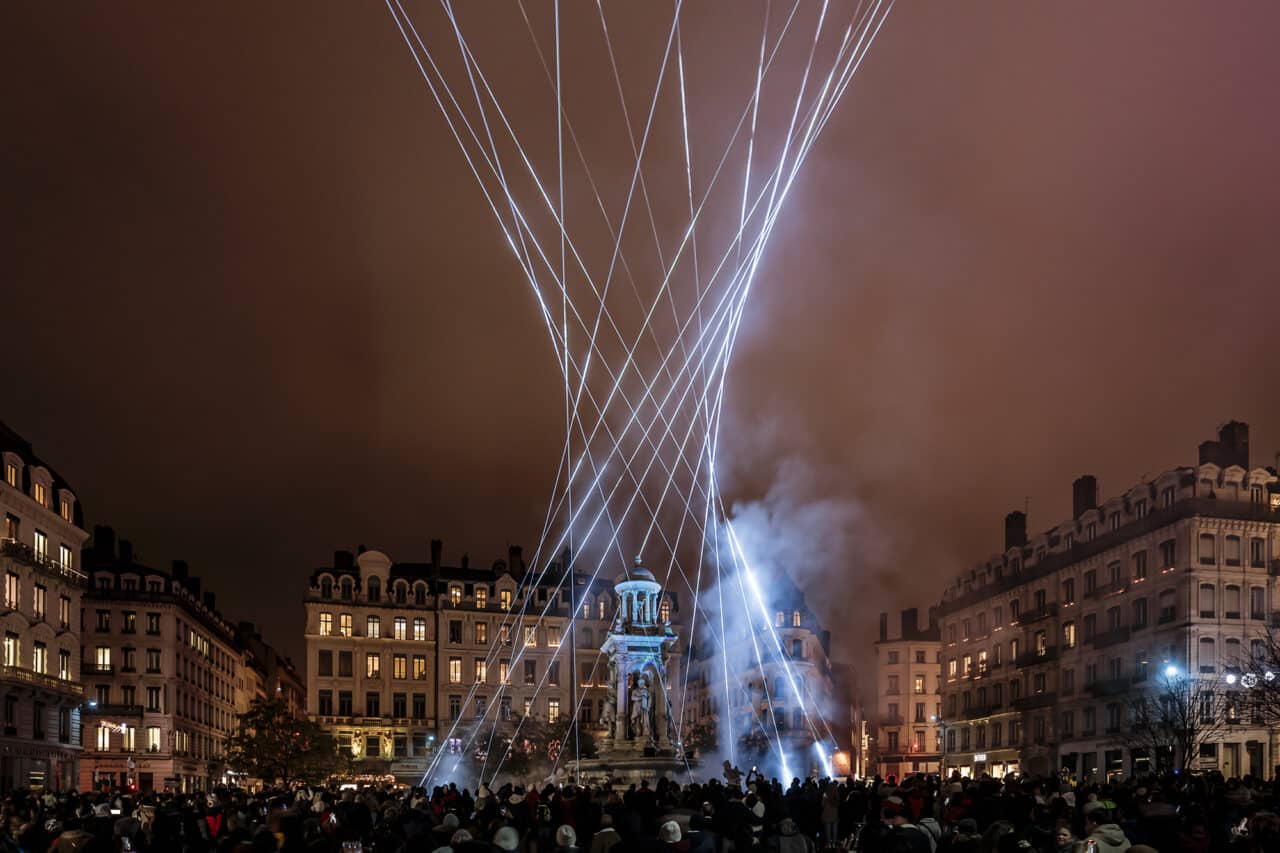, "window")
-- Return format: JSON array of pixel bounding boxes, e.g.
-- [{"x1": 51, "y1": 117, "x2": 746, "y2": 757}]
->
[
  {"x1": 792, "y1": 610, "x2": 802, "y2": 627},
  {"x1": 1134, "y1": 499, "x2": 1148, "y2": 519},
  {"x1": 450, "y1": 586, "x2": 462, "y2": 606},
  {"x1": 367, "y1": 577, "x2": 380, "y2": 603},
  {"x1": 97, "y1": 724, "x2": 111, "y2": 751},
  {"x1": 32, "y1": 641, "x2": 47, "y2": 674},
  {"x1": 475, "y1": 587, "x2": 488, "y2": 609},
  {"x1": 1159, "y1": 589, "x2": 1176, "y2": 623},
  {"x1": 1223, "y1": 535, "x2": 1242, "y2": 567},
  {"x1": 887, "y1": 651, "x2": 899, "y2": 664},
  {"x1": 1251, "y1": 587, "x2": 1266, "y2": 620},
  {"x1": 338, "y1": 651, "x2": 353, "y2": 677},
  {"x1": 549, "y1": 661, "x2": 561, "y2": 686},
  {"x1": 366, "y1": 692, "x2": 380, "y2": 717},
  {"x1": 1063, "y1": 621, "x2": 1076, "y2": 649},
  {"x1": 1082, "y1": 614, "x2": 1096, "y2": 641},
  {"x1": 1199, "y1": 637, "x2": 1216, "y2": 673},
  {"x1": 1199, "y1": 533, "x2": 1216, "y2": 565},
  {"x1": 1199, "y1": 691, "x2": 1216, "y2": 723},
  {"x1": 33, "y1": 482, "x2": 47, "y2": 507},
  {"x1": 660, "y1": 598, "x2": 671, "y2": 622},
  {"x1": 146, "y1": 686, "x2": 161, "y2": 712},
  {"x1": 366, "y1": 616, "x2": 381, "y2": 639},
  {"x1": 1225, "y1": 585, "x2": 1241, "y2": 619},
  {"x1": 59, "y1": 596, "x2": 71, "y2": 630},
  {"x1": 146, "y1": 612, "x2": 161, "y2": 634},
  {"x1": 475, "y1": 659, "x2": 487, "y2": 684},
  {"x1": 1252, "y1": 538, "x2": 1266, "y2": 568},
  {"x1": 95, "y1": 646, "x2": 110, "y2": 672},
  {"x1": 1133, "y1": 551, "x2": 1147, "y2": 580},
  {"x1": 914, "y1": 674, "x2": 925, "y2": 694},
  {"x1": 413, "y1": 618, "x2": 426, "y2": 641},
  {"x1": 146, "y1": 649, "x2": 161, "y2": 673},
  {"x1": 887, "y1": 675, "x2": 900, "y2": 694},
  {"x1": 474, "y1": 621, "x2": 487, "y2": 644},
  {"x1": 977, "y1": 650, "x2": 988, "y2": 673},
  {"x1": 121, "y1": 647, "x2": 135, "y2": 672},
  {"x1": 414, "y1": 584, "x2": 427, "y2": 605},
  {"x1": 58, "y1": 542, "x2": 74, "y2": 571},
  {"x1": 5, "y1": 572, "x2": 20, "y2": 611},
  {"x1": 524, "y1": 660, "x2": 536, "y2": 685},
  {"x1": 548, "y1": 697, "x2": 561, "y2": 724},
  {"x1": 338, "y1": 691, "x2": 353, "y2": 716},
  {"x1": 948, "y1": 658, "x2": 957, "y2": 679},
  {"x1": 95, "y1": 610, "x2": 110, "y2": 632},
  {"x1": 32, "y1": 530, "x2": 47, "y2": 561},
  {"x1": 146, "y1": 726, "x2": 161, "y2": 752},
  {"x1": 413, "y1": 655, "x2": 427, "y2": 680},
  {"x1": 393, "y1": 654, "x2": 407, "y2": 680},
  {"x1": 547, "y1": 625, "x2": 561, "y2": 647},
  {"x1": 449, "y1": 695, "x2": 462, "y2": 720},
  {"x1": 1160, "y1": 538, "x2": 1176, "y2": 568},
  {"x1": 59, "y1": 649, "x2": 70, "y2": 680},
  {"x1": 393, "y1": 617, "x2": 407, "y2": 640},
  {"x1": 319, "y1": 613, "x2": 333, "y2": 636},
  {"x1": 2, "y1": 463, "x2": 15, "y2": 488},
  {"x1": 501, "y1": 590, "x2": 512, "y2": 610},
  {"x1": 915, "y1": 650, "x2": 926, "y2": 664},
  {"x1": 413, "y1": 693, "x2": 427, "y2": 719},
  {"x1": 320, "y1": 578, "x2": 333, "y2": 599},
  {"x1": 338, "y1": 614, "x2": 352, "y2": 637},
  {"x1": 366, "y1": 652, "x2": 380, "y2": 678},
  {"x1": 448, "y1": 658, "x2": 462, "y2": 683},
  {"x1": 1106, "y1": 606, "x2": 1122, "y2": 631},
  {"x1": 1084, "y1": 570, "x2": 1097, "y2": 595},
  {"x1": 1199, "y1": 584, "x2": 1216, "y2": 619},
  {"x1": 1062, "y1": 669, "x2": 1074, "y2": 693},
  {"x1": 1132, "y1": 598, "x2": 1148, "y2": 630},
  {"x1": 449, "y1": 621, "x2": 463, "y2": 644},
  {"x1": 525, "y1": 627, "x2": 538, "y2": 647}
]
